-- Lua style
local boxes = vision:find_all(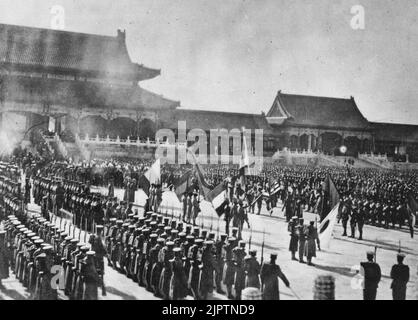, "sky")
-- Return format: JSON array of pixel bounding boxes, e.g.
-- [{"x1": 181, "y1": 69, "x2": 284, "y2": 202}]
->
[{"x1": 0, "y1": 0, "x2": 417, "y2": 124}]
